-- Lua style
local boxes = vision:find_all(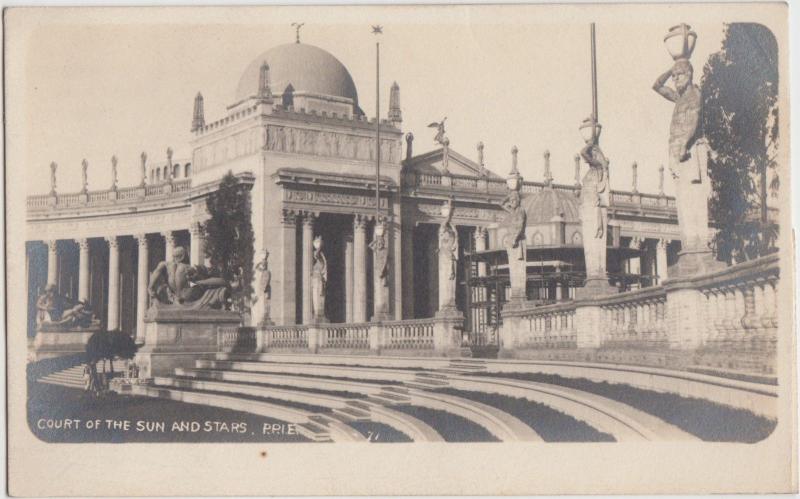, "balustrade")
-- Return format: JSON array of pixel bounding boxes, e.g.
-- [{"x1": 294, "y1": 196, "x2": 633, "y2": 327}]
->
[
  {"x1": 262, "y1": 325, "x2": 309, "y2": 349},
  {"x1": 517, "y1": 303, "x2": 577, "y2": 349},
  {"x1": 322, "y1": 323, "x2": 370, "y2": 349},
  {"x1": 27, "y1": 178, "x2": 192, "y2": 210},
  {"x1": 217, "y1": 327, "x2": 257, "y2": 352},
  {"x1": 385, "y1": 319, "x2": 435, "y2": 349}
]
